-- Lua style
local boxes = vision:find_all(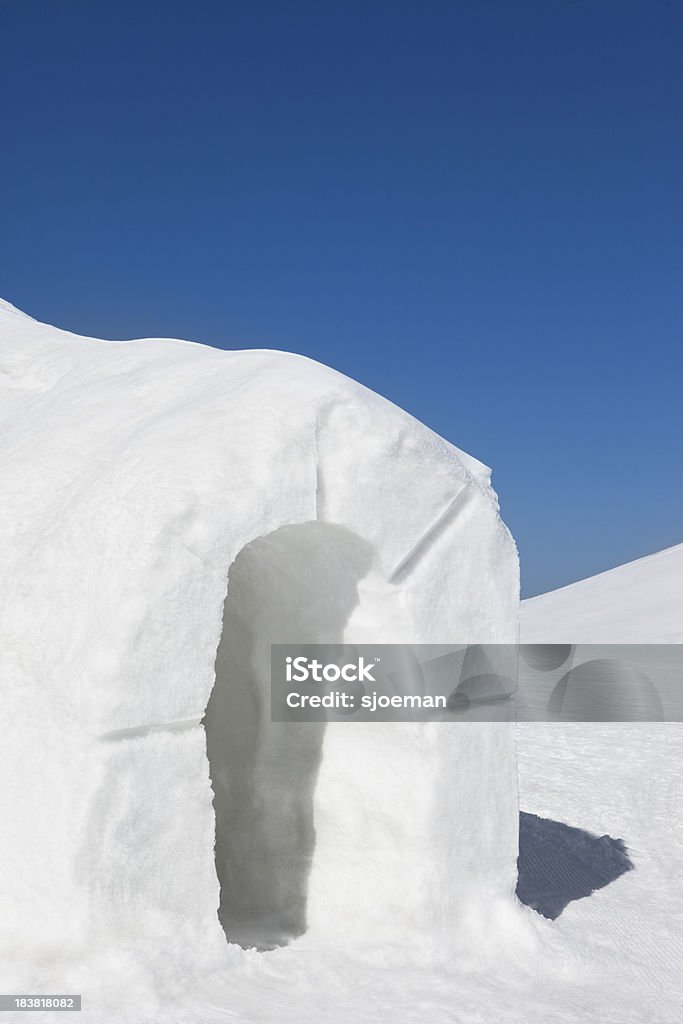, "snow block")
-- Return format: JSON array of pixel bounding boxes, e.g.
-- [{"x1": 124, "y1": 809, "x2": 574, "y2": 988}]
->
[{"x1": 0, "y1": 300, "x2": 520, "y2": 986}]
